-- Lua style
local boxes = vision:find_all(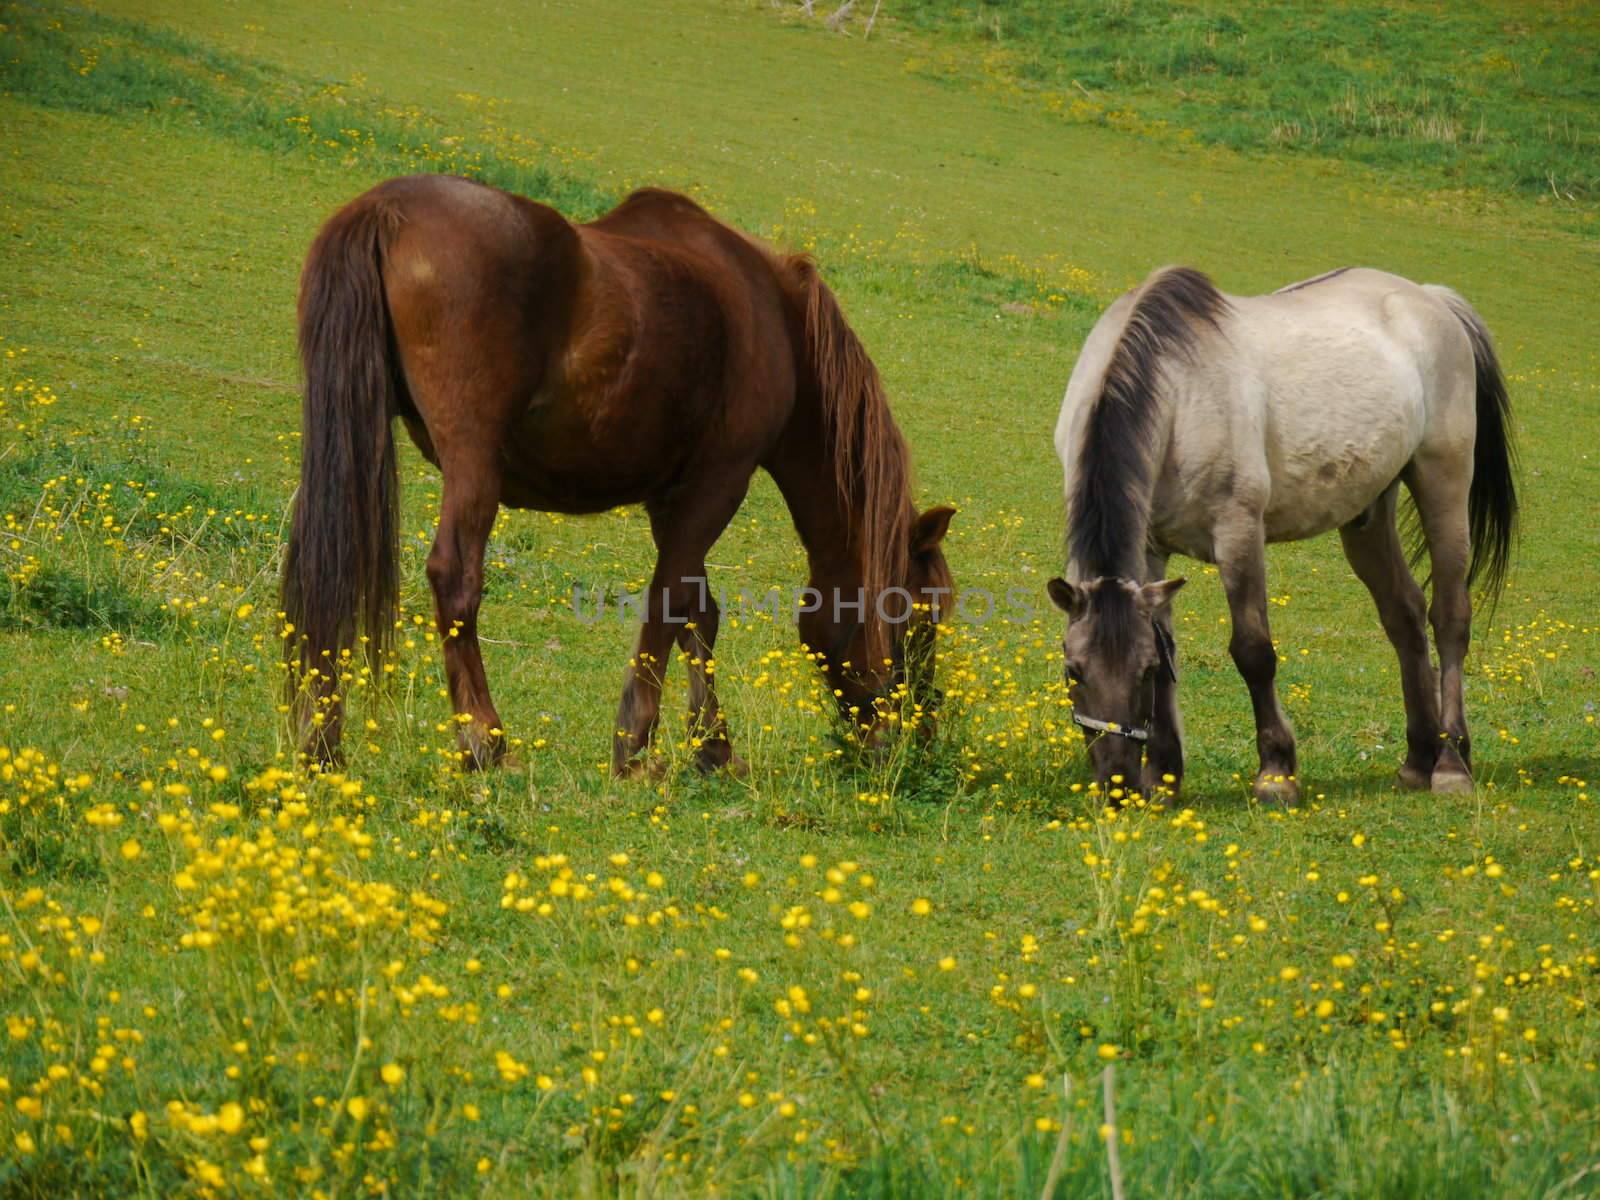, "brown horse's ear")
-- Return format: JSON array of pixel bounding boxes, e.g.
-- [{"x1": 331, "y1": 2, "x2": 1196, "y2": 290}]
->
[
  {"x1": 1137, "y1": 577, "x2": 1187, "y2": 613},
  {"x1": 912, "y1": 506, "x2": 956, "y2": 556},
  {"x1": 1047, "y1": 577, "x2": 1084, "y2": 618}
]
